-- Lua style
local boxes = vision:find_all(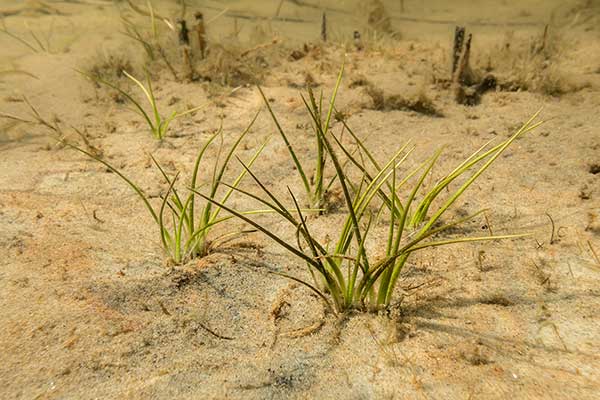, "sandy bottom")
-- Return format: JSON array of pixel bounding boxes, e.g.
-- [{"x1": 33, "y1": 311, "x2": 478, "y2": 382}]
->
[{"x1": 1, "y1": 0, "x2": 600, "y2": 399}]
